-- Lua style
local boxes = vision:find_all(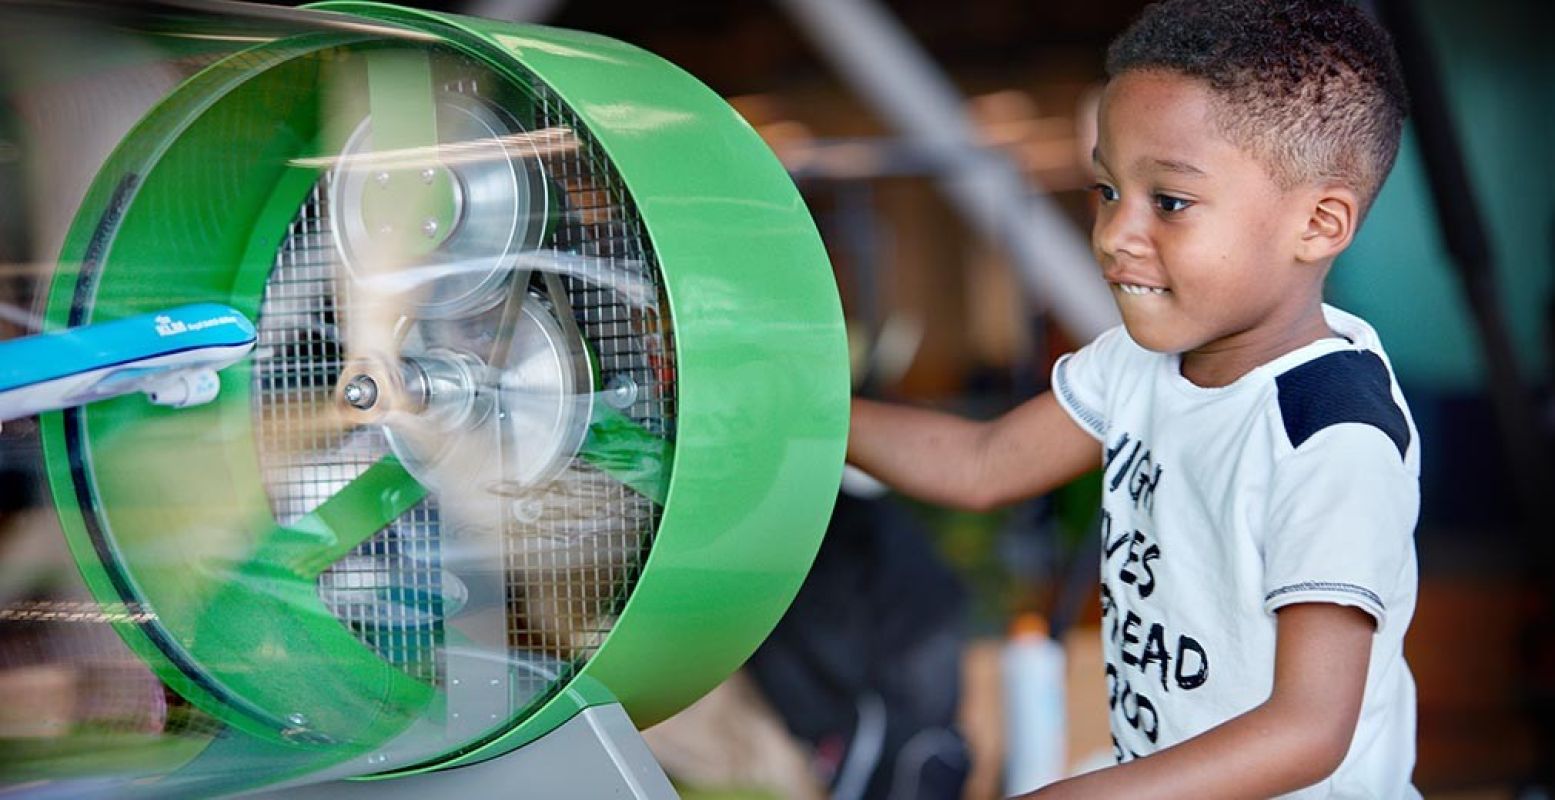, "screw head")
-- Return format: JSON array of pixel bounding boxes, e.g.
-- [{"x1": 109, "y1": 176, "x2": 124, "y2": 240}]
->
[
  {"x1": 374, "y1": 171, "x2": 391, "y2": 187},
  {"x1": 605, "y1": 374, "x2": 638, "y2": 409},
  {"x1": 512, "y1": 498, "x2": 543, "y2": 523},
  {"x1": 420, "y1": 168, "x2": 437, "y2": 184},
  {"x1": 422, "y1": 218, "x2": 440, "y2": 238},
  {"x1": 343, "y1": 374, "x2": 379, "y2": 410}
]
